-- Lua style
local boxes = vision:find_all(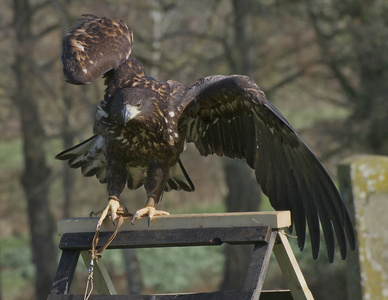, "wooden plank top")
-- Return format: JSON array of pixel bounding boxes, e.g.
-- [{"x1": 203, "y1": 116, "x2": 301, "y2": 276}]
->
[
  {"x1": 59, "y1": 226, "x2": 273, "y2": 249},
  {"x1": 58, "y1": 211, "x2": 291, "y2": 235},
  {"x1": 48, "y1": 290, "x2": 294, "y2": 300}
]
